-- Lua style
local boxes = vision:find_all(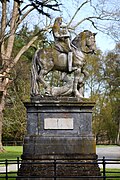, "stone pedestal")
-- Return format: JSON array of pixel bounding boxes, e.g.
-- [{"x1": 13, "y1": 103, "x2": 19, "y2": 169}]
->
[{"x1": 17, "y1": 97, "x2": 101, "y2": 180}]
